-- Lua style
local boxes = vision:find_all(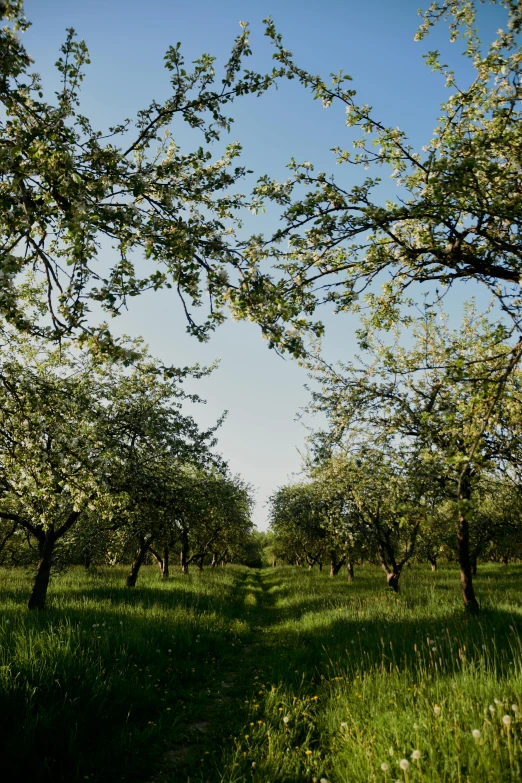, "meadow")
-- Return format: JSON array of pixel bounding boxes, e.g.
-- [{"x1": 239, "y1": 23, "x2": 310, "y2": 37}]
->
[{"x1": 1, "y1": 564, "x2": 522, "y2": 783}]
